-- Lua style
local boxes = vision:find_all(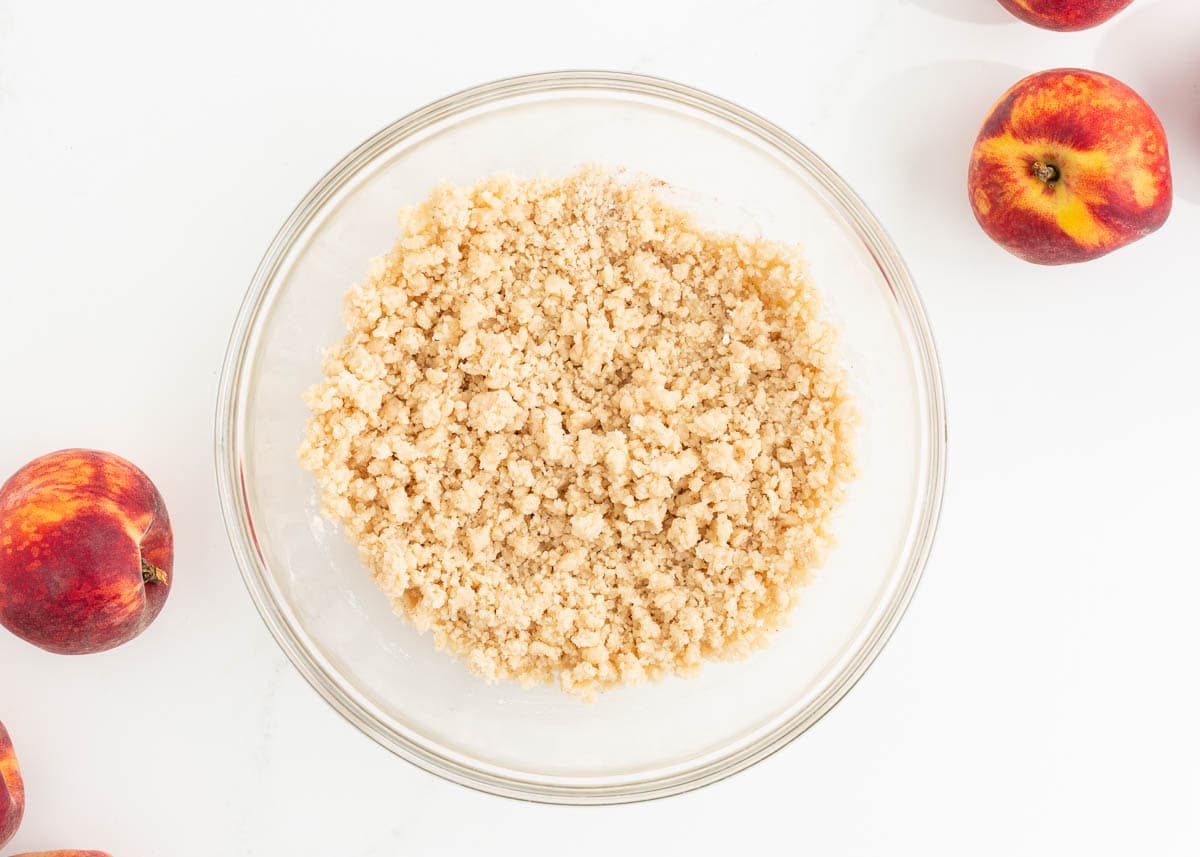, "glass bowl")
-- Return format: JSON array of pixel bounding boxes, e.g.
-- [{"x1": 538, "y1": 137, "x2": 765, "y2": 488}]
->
[{"x1": 215, "y1": 71, "x2": 946, "y2": 804}]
